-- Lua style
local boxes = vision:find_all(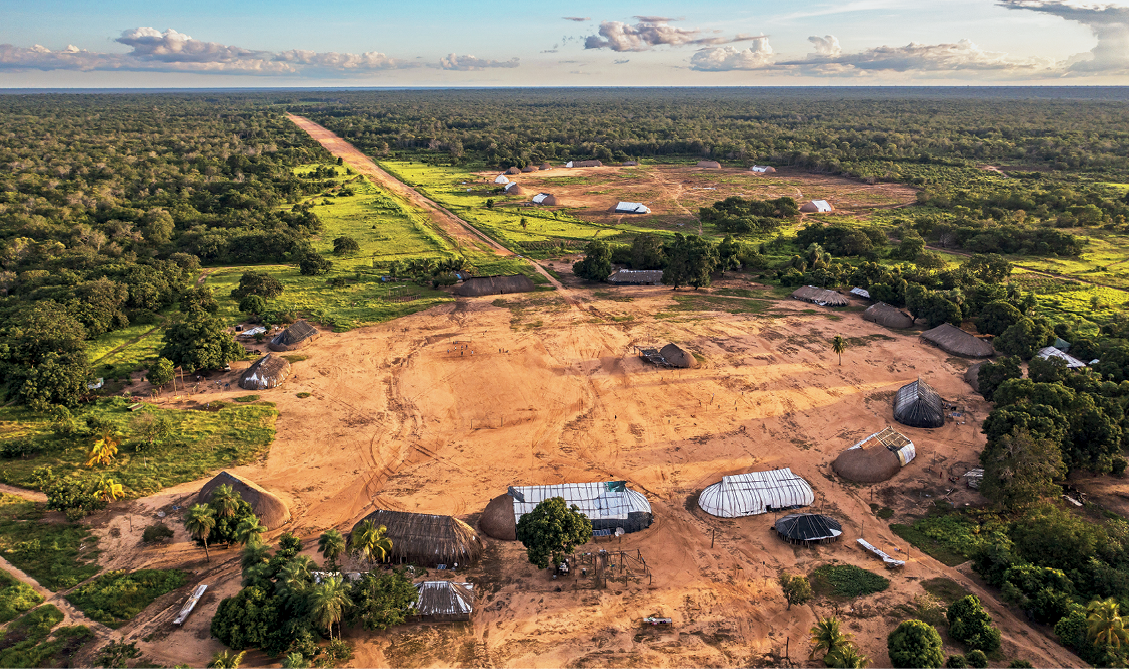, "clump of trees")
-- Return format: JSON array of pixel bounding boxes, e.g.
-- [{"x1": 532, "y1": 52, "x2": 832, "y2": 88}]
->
[
  {"x1": 515, "y1": 497, "x2": 593, "y2": 569},
  {"x1": 699, "y1": 196, "x2": 797, "y2": 234}
]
